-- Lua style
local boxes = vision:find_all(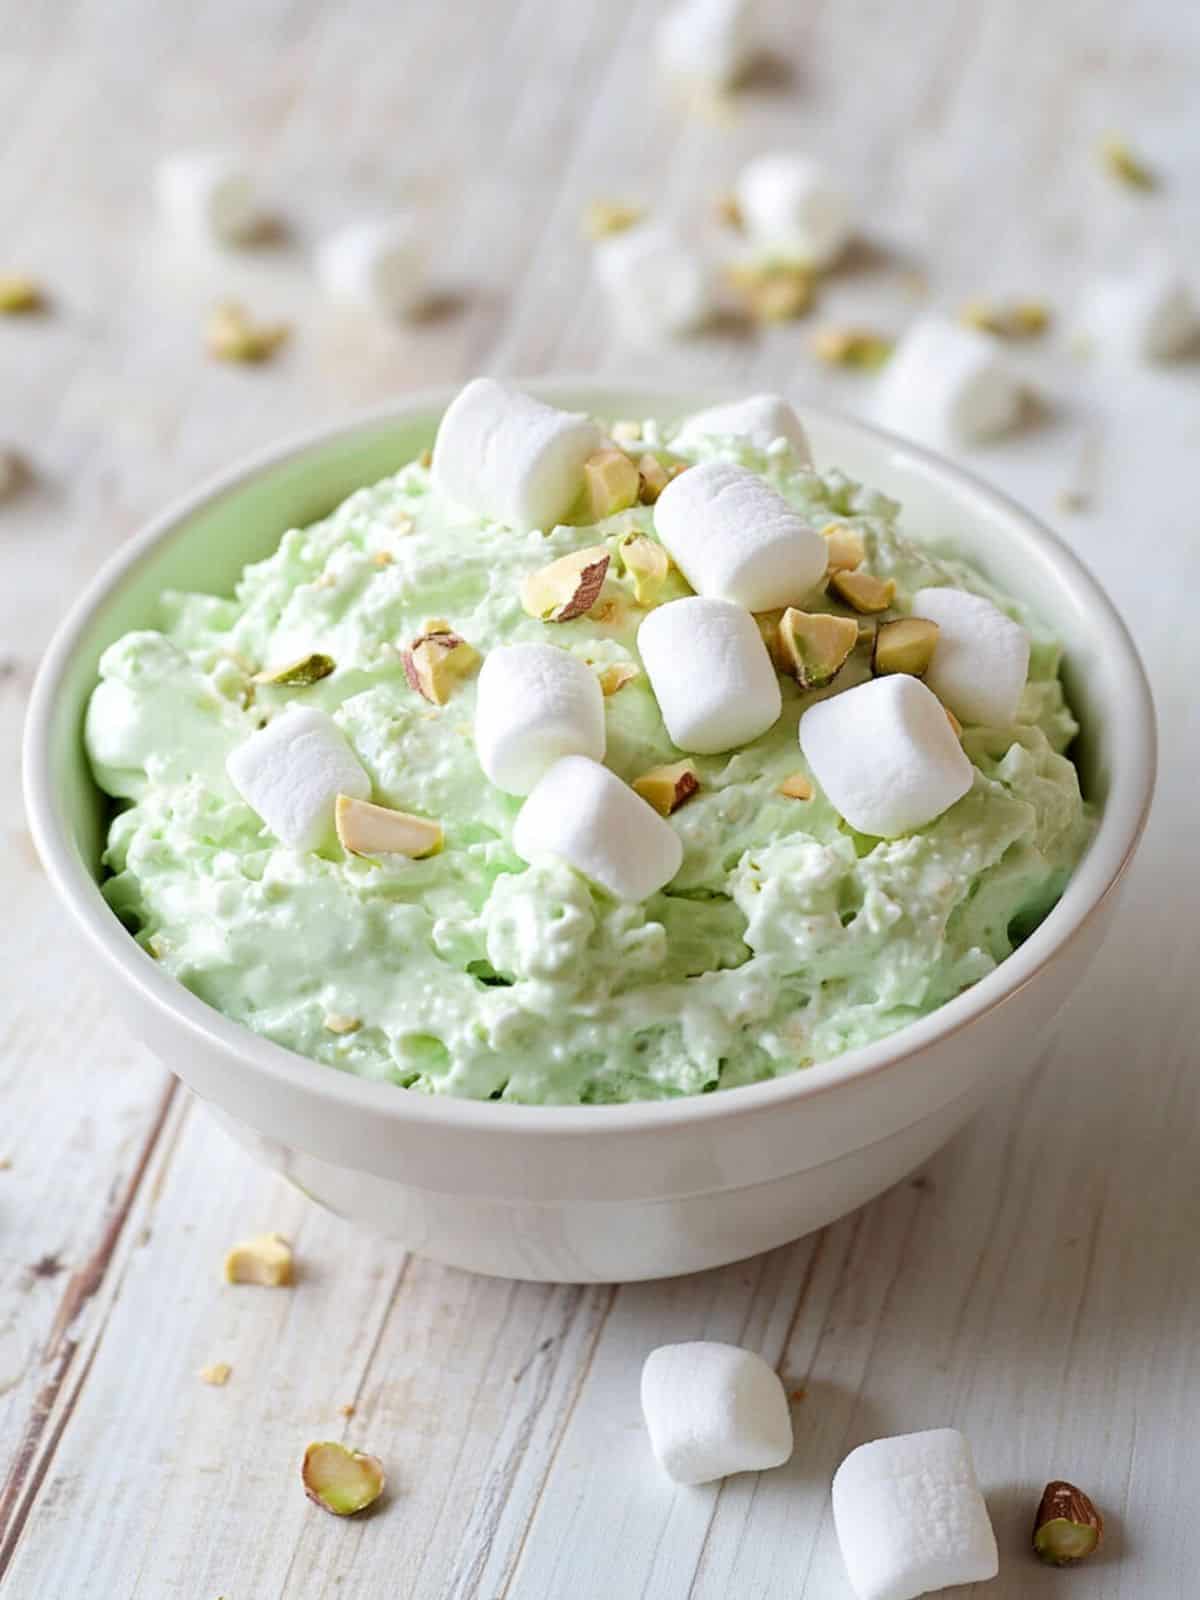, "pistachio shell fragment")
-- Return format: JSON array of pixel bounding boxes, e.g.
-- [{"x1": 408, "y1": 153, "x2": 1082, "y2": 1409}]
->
[
  {"x1": 777, "y1": 772, "x2": 813, "y2": 800},
  {"x1": 255, "y1": 652, "x2": 336, "y2": 688},
  {"x1": 223, "y1": 1232, "x2": 293, "y2": 1287},
  {"x1": 521, "y1": 546, "x2": 611, "y2": 622},
  {"x1": 633, "y1": 760, "x2": 700, "y2": 816},
  {"x1": 617, "y1": 532, "x2": 670, "y2": 605},
  {"x1": 812, "y1": 325, "x2": 894, "y2": 369},
  {"x1": 729, "y1": 260, "x2": 816, "y2": 322},
  {"x1": 872, "y1": 616, "x2": 940, "y2": 678},
  {"x1": 401, "y1": 625, "x2": 480, "y2": 704},
  {"x1": 820, "y1": 523, "x2": 866, "y2": 574},
  {"x1": 335, "y1": 794, "x2": 443, "y2": 859},
  {"x1": 1033, "y1": 1481, "x2": 1103, "y2": 1565},
  {"x1": 584, "y1": 199, "x2": 644, "y2": 239},
  {"x1": 199, "y1": 1362, "x2": 232, "y2": 1386},
  {"x1": 302, "y1": 1441, "x2": 385, "y2": 1517},
  {"x1": 580, "y1": 448, "x2": 641, "y2": 521},
  {"x1": 829, "y1": 568, "x2": 896, "y2": 614},
  {"x1": 636, "y1": 454, "x2": 672, "y2": 504},
  {"x1": 206, "y1": 301, "x2": 290, "y2": 363},
  {"x1": 598, "y1": 662, "x2": 640, "y2": 696},
  {"x1": 777, "y1": 608, "x2": 859, "y2": 689},
  {"x1": 0, "y1": 275, "x2": 44, "y2": 314}
]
